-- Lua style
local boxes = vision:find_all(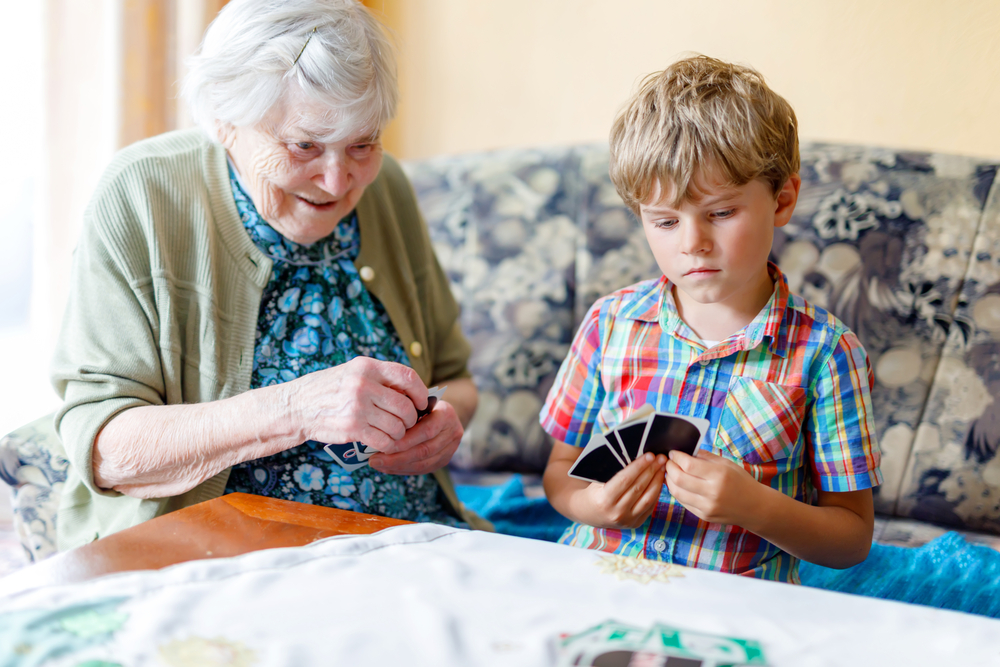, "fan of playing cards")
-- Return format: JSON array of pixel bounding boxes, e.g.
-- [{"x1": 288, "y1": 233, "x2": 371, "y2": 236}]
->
[
  {"x1": 567, "y1": 404, "x2": 710, "y2": 484},
  {"x1": 324, "y1": 386, "x2": 447, "y2": 472}
]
